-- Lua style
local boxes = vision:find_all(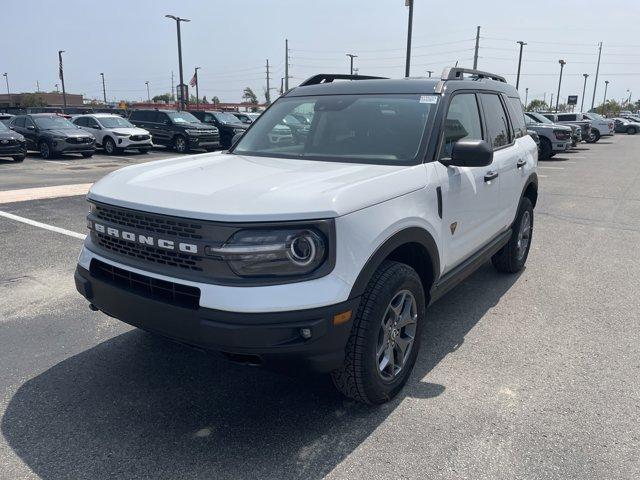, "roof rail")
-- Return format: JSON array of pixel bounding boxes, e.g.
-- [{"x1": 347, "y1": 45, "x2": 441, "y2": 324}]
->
[
  {"x1": 298, "y1": 73, "x2": 389, "y2": 87},
  {"x1": 441, "y1": 67, "x2": 506, "y2": 83}
]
